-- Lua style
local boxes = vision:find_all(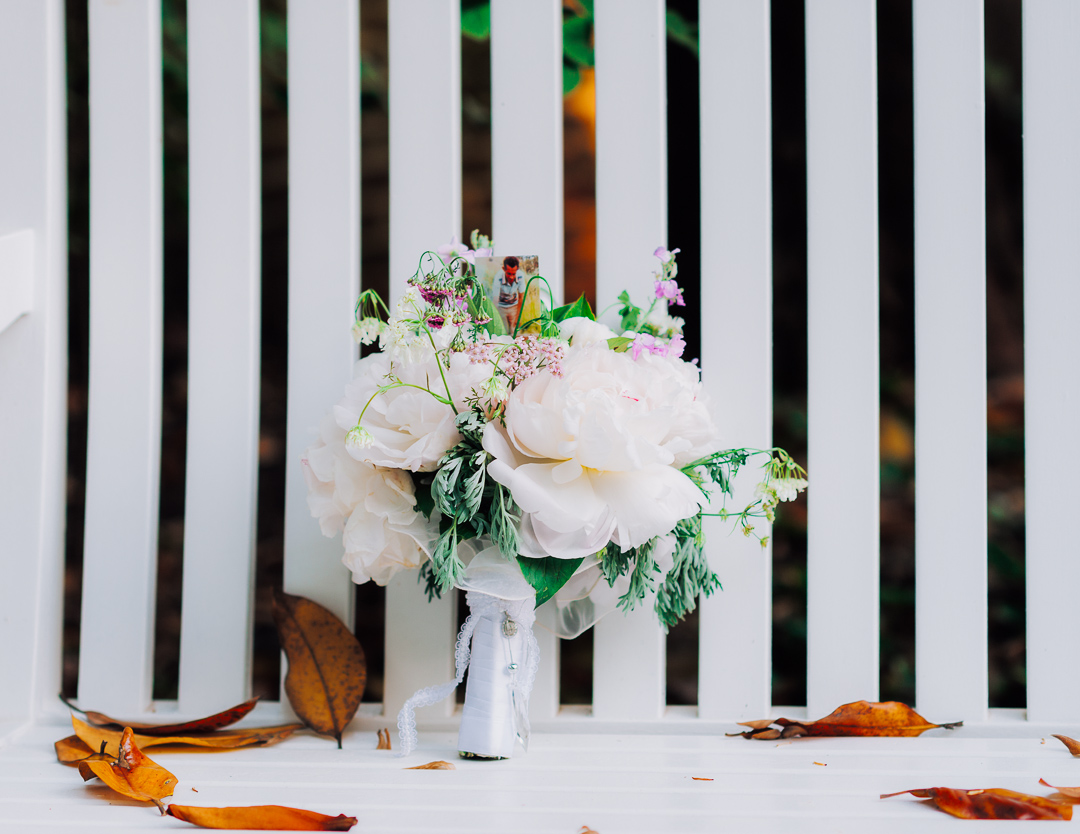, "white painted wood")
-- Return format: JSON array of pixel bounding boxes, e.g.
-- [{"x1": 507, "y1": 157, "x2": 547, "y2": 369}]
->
[
  {"x1": 804, "y1": 0, "x2": 880, "y2": 718},
  {"x1": 387, "y1": 0, "x2": 462, "y2": 300},
  {"x1": 490, "y1": 0, "x2": 563, "y2": 303},
  {"x1": 593, "y1": 0, "x2": 666, "y2": 314},
  {"x1": 0, "y1": 0, "x2": 66, "y2": 722},
  {"x1": 531, "y1": 601, "x2": 560, "y2": 721},
  {"x1": 591, "y1": 0, "x2": 667, "y2": 721},
  {"x1": 284, "y1": 0, "x2": 361, "y2": 629},
  {"x1": 9, "y1": 714, "x2": 1080, "y2": 833},
  {"x1": 0, "y1": 229, "x2": 34, "y2": 334},
  {"x1": 384, "y1": 0, "x2": 460, "y2": 720},
  {"x1": 913, "y1": 0, "x2": 988, "y2": 722},
  {"x1": 178, "y1": 0, "x2": 261, "y2": 714},
  {"x1": 697, "y1": 0, "x2": 773, "y2": 721},
  {"x1": 489, "y1": 0, "x2": 563, "y2": 719},
  {"x1": 77, "y1": 0, "x2": 163, "y2": 715},
  {"x1": 593, "y1": 604, "x2": 666, "y2": 720},
  {"x1": 1023, "y1": 0, "x2": 1080, "y2": 723}
]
